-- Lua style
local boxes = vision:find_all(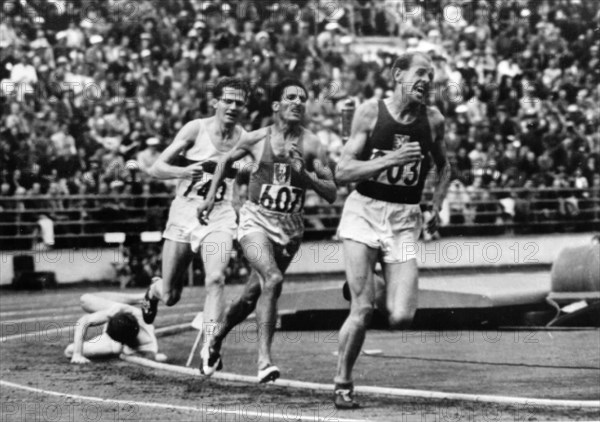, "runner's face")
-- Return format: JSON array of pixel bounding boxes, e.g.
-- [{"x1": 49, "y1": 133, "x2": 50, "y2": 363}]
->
[
  {"x1": 397, "y1": 55, "x2": 434, "y2": 104},
  {"x1": 215, "y1": 87, "x2": 246, "y2": 124},
  {"x1": 276, "y1": 86, "x2": 307, "y2": 123}
]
